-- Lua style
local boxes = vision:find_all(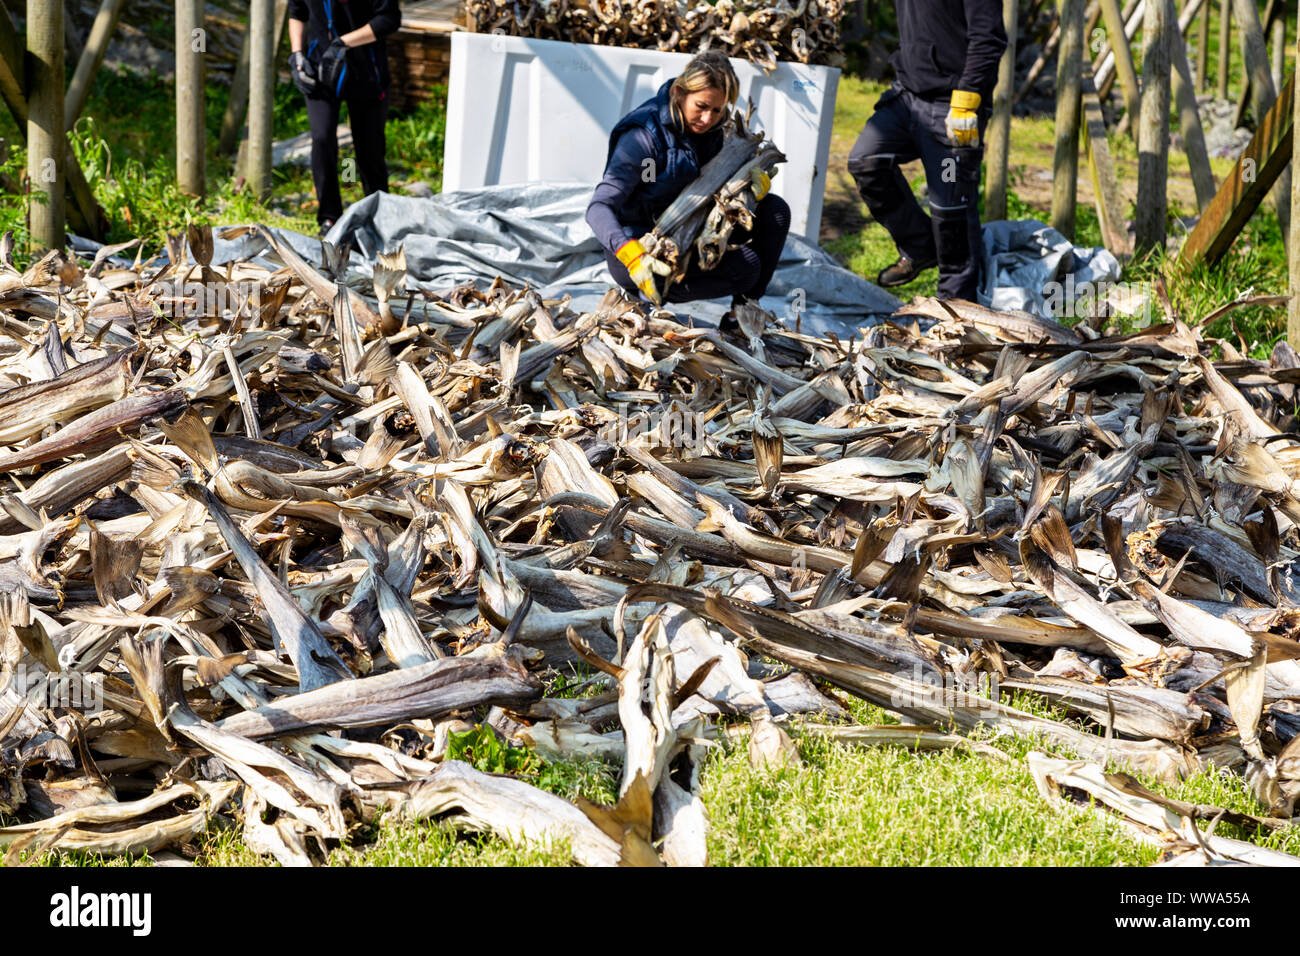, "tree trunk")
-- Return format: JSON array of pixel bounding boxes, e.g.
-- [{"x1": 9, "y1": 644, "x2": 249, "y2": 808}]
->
[
  {"x1": 1288, "y1": 34, "x2": 1300, "y2": 348},
  {"x1": 984, "y1": 0, "x2": 1020, "y2": 221},
  {"x1": 1052, "y1": 0, "x2": 1086, "y2": 239},
  {"x1": 175, "y1": 0, "x2": 205, "y2": 197},
  {"x1": 27, "y1": 0, "x2": 64, "y2": 252},
  {"x1": 1098, "y1": 0, "x2": 1142, "y2": 121},
  {"x1": 1134, "y1": 0, "x2": 1170, "y2": 254},
  {"x1": 1170, "y1": 0, "x2": 1217, "y2": 210},
  {"x1": 1232, "y1": 0, "x2": 1291, "y2": 246},
  {"x1": 1217, "y1": 0, "x2": 1231, "y2": 99},
  {"x1": 247, "y1": 0, "x2": 276, "y2": 200}
]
